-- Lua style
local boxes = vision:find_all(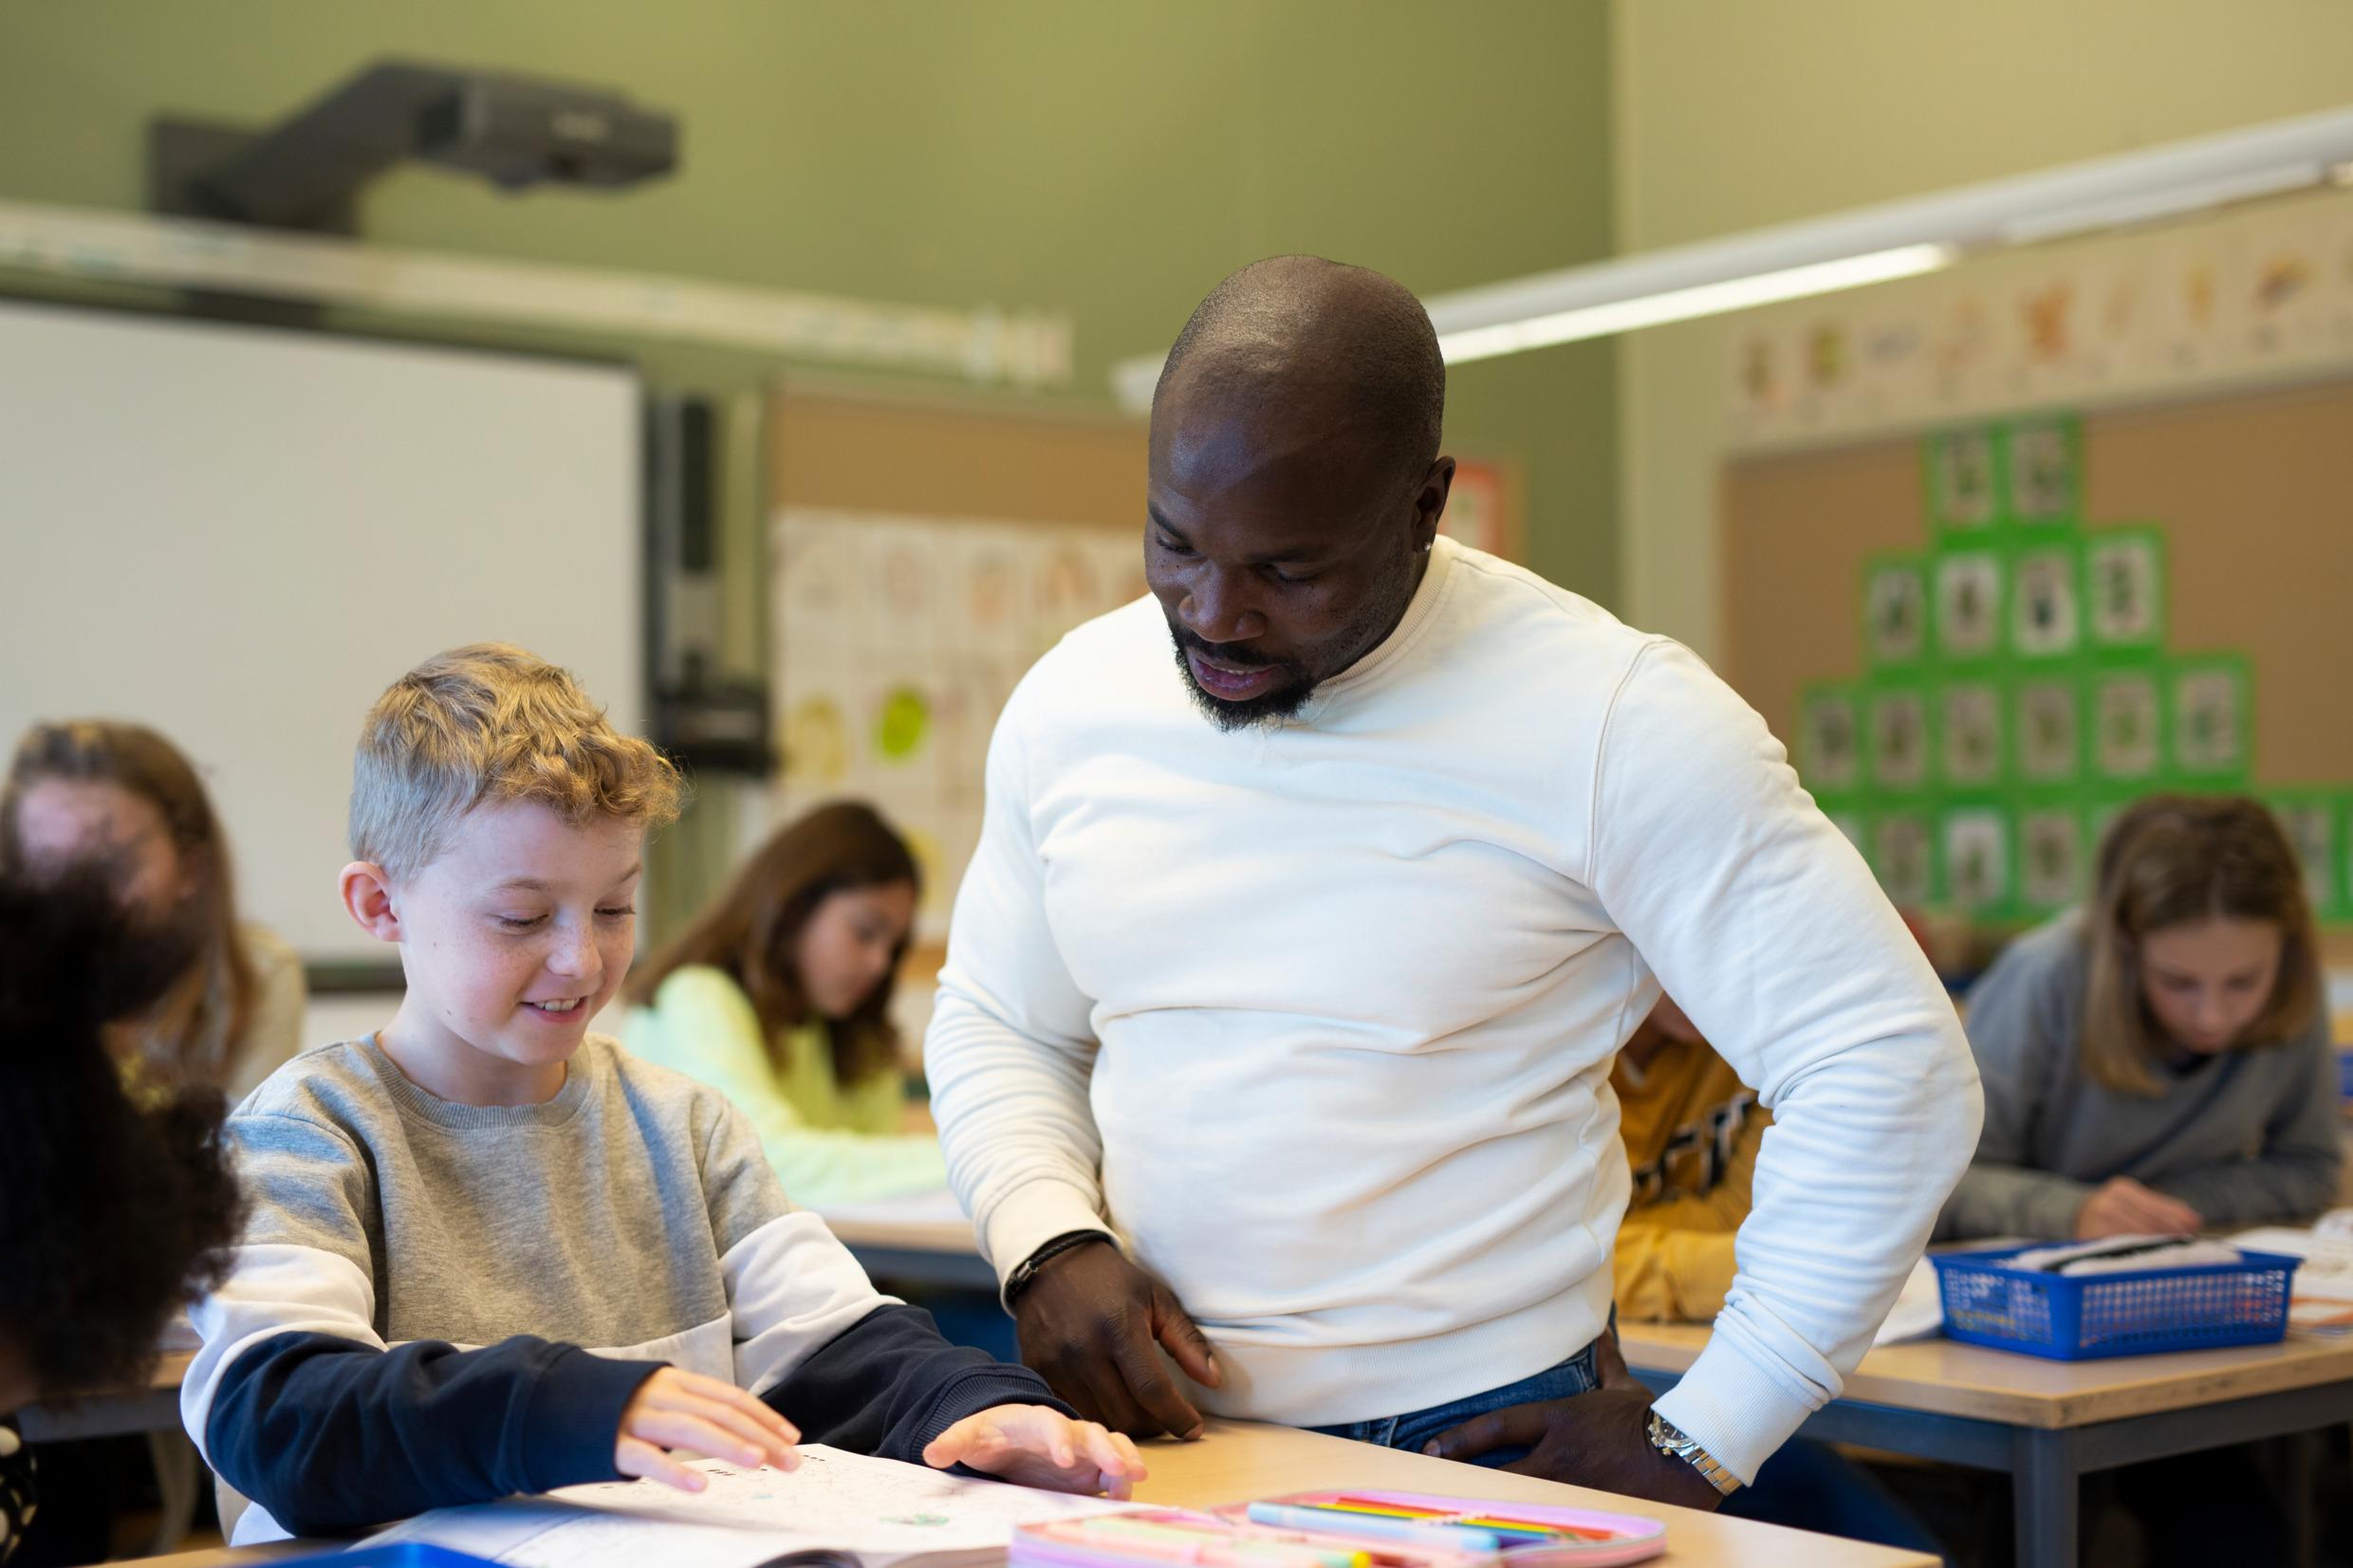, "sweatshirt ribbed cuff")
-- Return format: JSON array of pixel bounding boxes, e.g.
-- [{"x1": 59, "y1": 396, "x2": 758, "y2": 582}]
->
[
  {"x1": 1647, "y1": 1330, "x2": 1820, "y2": 1487},
  {"x1": 2022, "y1": 1176, "x2": 2099, "y2": 1242},
  {"x1": 519, "y1": 1347, "x2": 667, "y2": 1492},
  {"x1": 979, "y1": 1178, "x2": 1115, "y2": 1296}
]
